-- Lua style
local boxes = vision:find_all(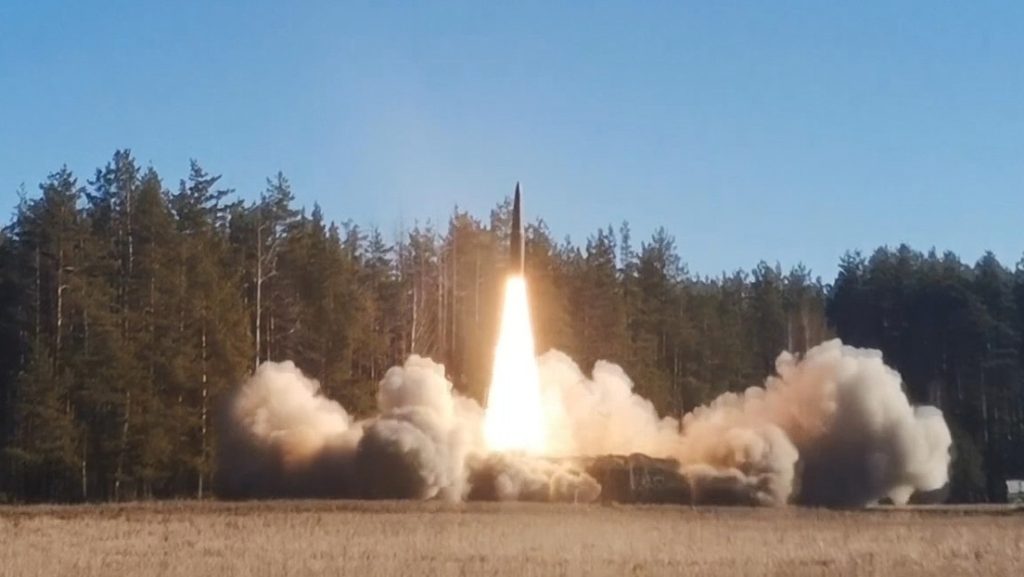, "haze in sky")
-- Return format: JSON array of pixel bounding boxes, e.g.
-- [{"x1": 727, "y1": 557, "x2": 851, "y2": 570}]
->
[{"x1": 1, "y1": 1, "x2": 1022, "y2": 277}]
